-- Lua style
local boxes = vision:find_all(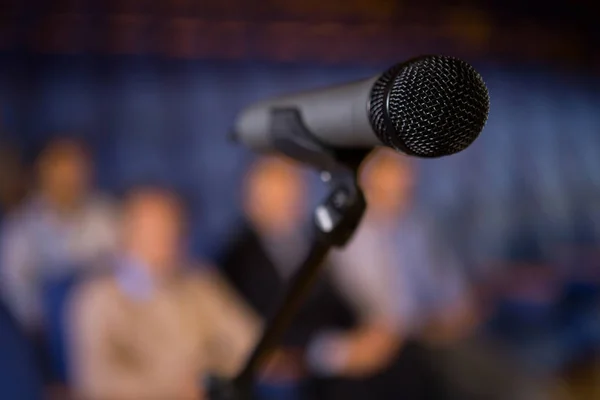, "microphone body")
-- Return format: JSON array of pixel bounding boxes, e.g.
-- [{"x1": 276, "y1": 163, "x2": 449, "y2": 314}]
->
[
  {"x1": 234, "y1": 55, "x2": 490, "y2": 159},
  {"x1": 234, "y1": 76, "x2": 380, "y2": 152}
]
